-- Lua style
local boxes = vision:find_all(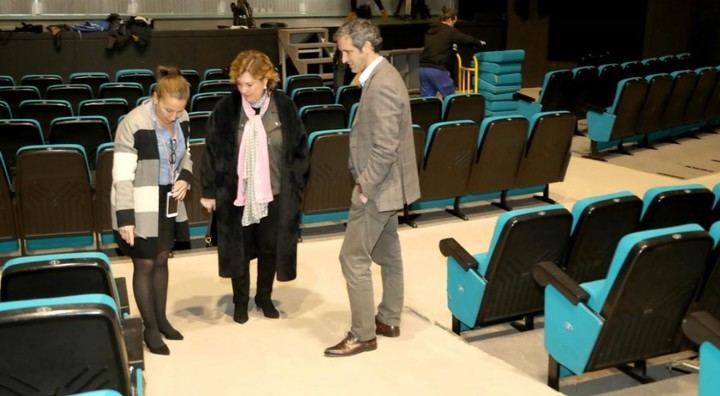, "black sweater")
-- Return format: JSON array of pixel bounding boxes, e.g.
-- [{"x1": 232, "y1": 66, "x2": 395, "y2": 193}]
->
[{"x1": 419, "y1": 22, "x2": 481, "y2": 71}]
